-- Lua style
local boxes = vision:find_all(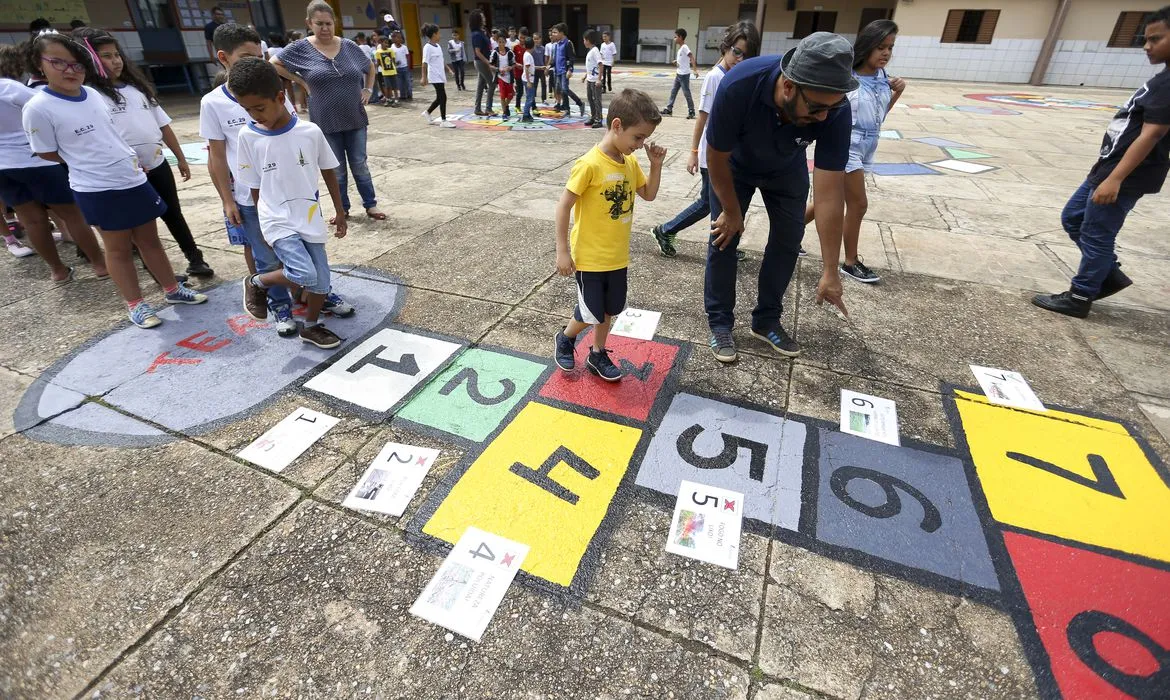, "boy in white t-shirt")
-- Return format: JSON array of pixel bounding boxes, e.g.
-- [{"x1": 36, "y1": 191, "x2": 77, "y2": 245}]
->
[
  {"x1": 599, "y1": 32, "x2": 617, "y2": 93},
  {"x1": 582, "y1": 31, "x2": 603, "y2": 128},
  {"x1": 230, "y1": 58, "x2": 349, "y2": 350},
  {"x1": 392, "y1": 32, "x2": 412, "y2": 100},
  {"x1": 521, "y1": 37, "x2": 537, "y2": 122},
  {"x1": 420, "y1": 23, "x2": 455, "y2": 127},
  {"x1": 447, "y1": 30, "x2": 466, "y2": 90},
  {"x1": 661, "y1": 27, "x2": 697, "y2": 118}
]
